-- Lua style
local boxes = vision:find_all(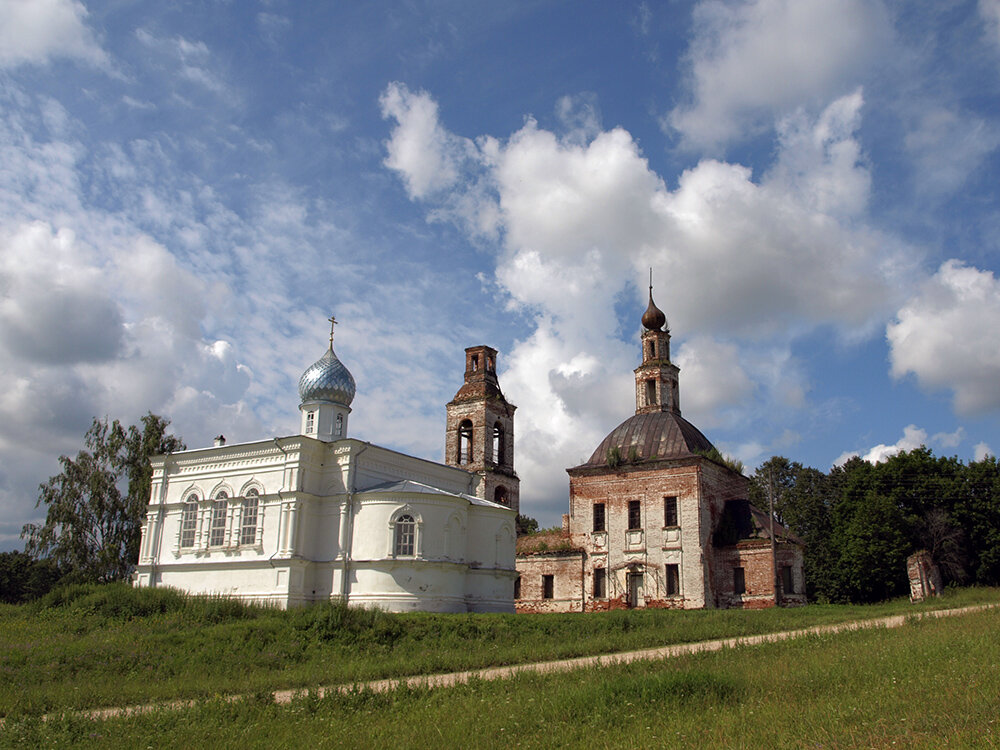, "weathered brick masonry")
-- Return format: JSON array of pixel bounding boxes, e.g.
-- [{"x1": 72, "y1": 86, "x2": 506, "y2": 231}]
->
[{"x1": 515, "y1": 287, "x2": 805, "y2": 612}]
